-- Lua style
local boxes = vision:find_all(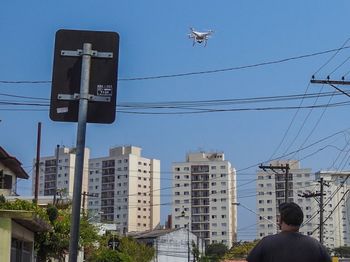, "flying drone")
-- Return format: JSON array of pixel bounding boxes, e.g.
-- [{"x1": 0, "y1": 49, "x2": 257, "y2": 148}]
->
[{"x1": 188, "y1": 27, "x2": 214, "y2": 47}]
